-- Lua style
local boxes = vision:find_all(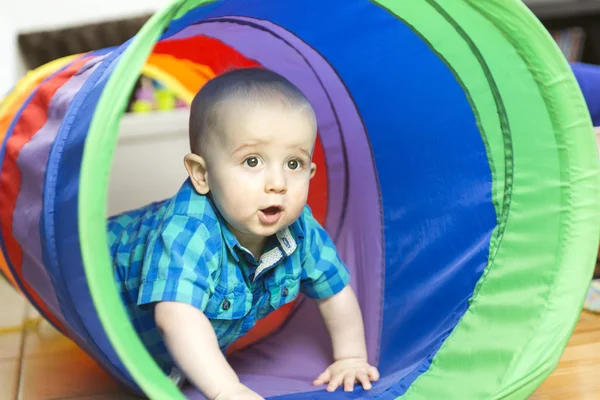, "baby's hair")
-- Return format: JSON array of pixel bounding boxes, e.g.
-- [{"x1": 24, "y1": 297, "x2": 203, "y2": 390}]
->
[{"x1": 188, "y1": 67, "x2": 315, "y2": 155}]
